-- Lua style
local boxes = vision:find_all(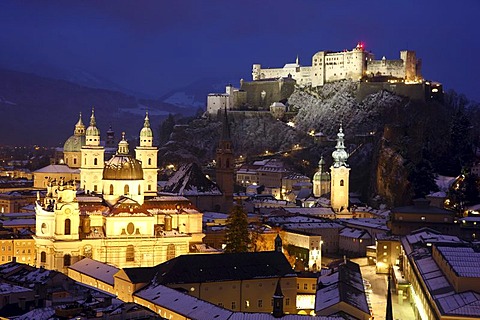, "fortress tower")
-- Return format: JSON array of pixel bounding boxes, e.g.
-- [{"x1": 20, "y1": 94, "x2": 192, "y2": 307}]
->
[{"x1": 330, "y1": 125, "x2": 350, "y2": 213}]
